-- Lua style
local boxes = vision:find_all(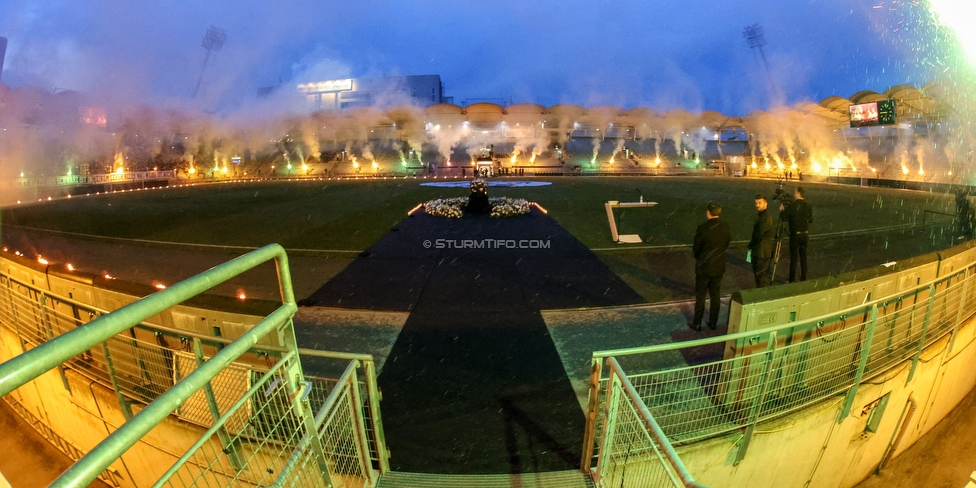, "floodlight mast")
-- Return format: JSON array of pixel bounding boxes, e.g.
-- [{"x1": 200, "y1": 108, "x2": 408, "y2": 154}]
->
[
  {"x1": 743, "y1": 23, "x2": 781, "y2": 106},
  {"x1": 193, "y1": 26, "x2": 227, "y2": 99}
]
